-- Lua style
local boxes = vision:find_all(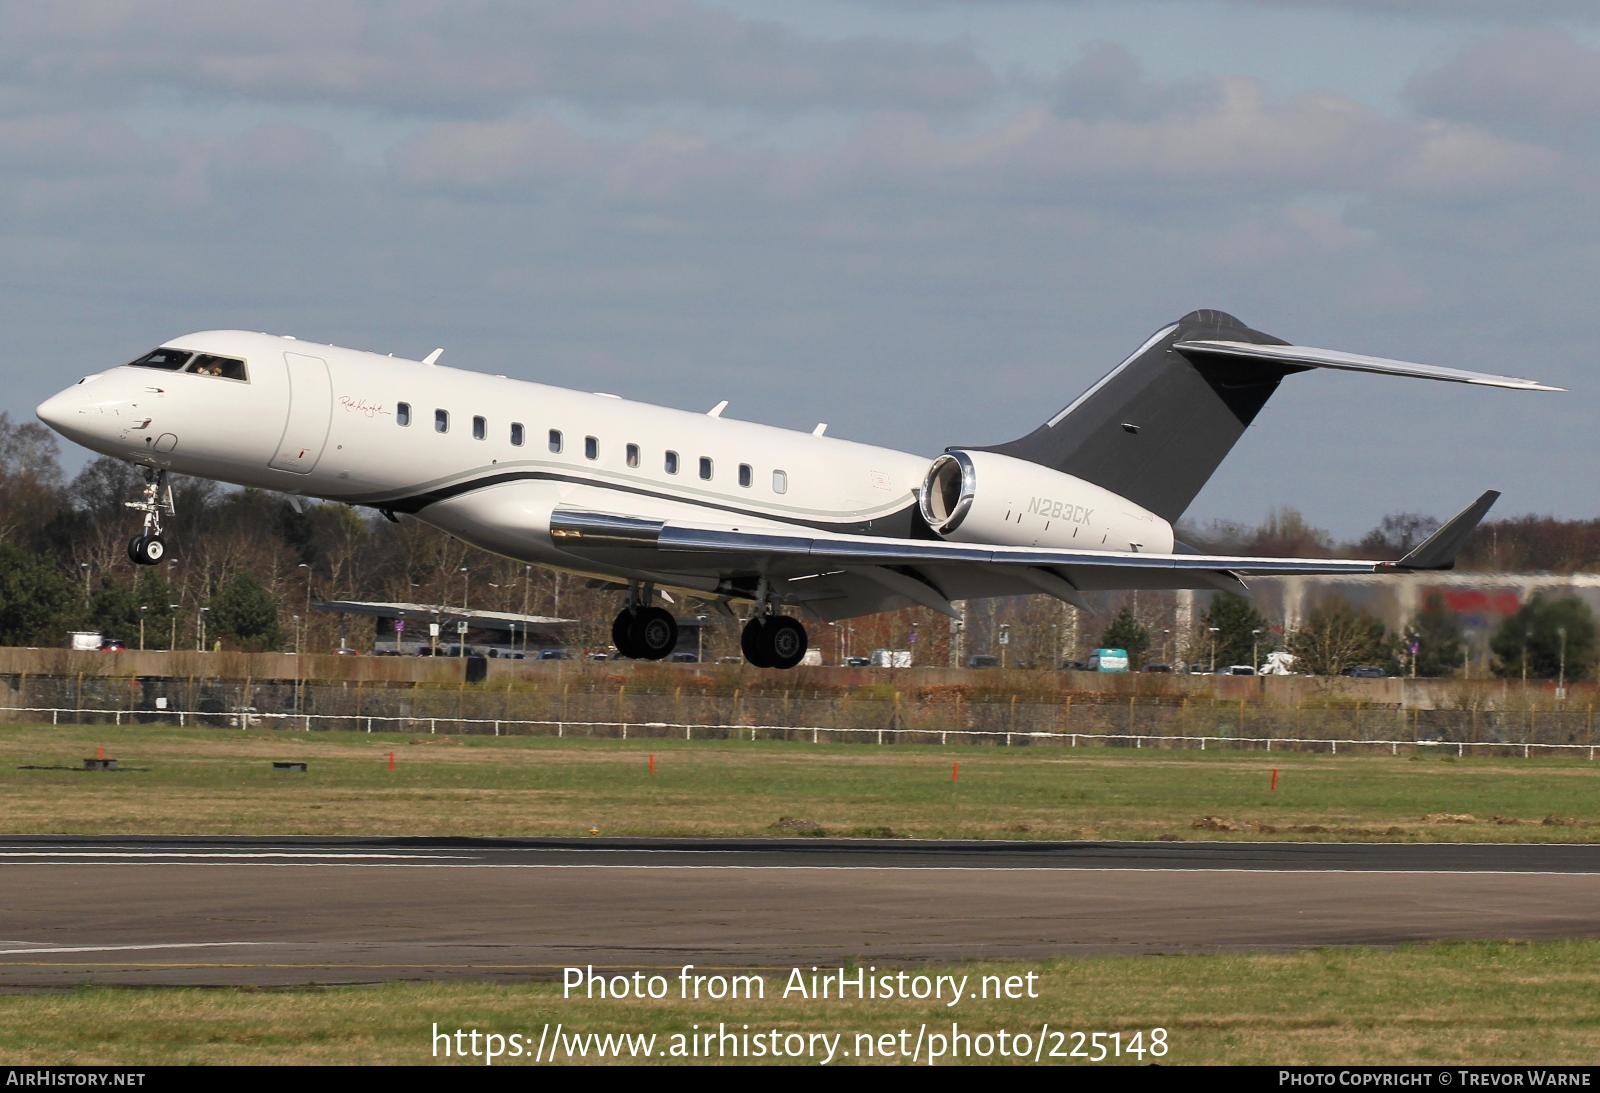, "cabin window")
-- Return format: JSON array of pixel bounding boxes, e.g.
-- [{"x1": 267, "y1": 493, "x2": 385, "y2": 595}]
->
[
  {"x1": 396, "y1": 402, "x2": 411, "y2": 427},
  {"x1": 626, "y1": 443, "x2": 640, "y2": 468},
  {"x1": 548, "y1": 429, "x2": 562, "y2": 454},
  {"x1": 185, "y1": 354, "x2": 249, "y2": 381},
  {"x1": 665, "y1": 450, "x2": 679, "y2": 475},
  {"x1": 510, "y1": 422, "x2": 524, "y2": 446},
  {"x1": 435, "y1": 409, "x2": 449, "y2": 433},
  {"x1": 472, "y1": 415, "x2": 487, "y2": 440},
  {"x1": 585, "y1": 436, "x2": 598, "y2": 460},
  {"x1": 738, "y1": 463, "x2": 752, "y2": 488},
  {"x1": 699, "y1": 456, "x2": 713, "y2": 481},
  {"x1": 772, "y1": 469, "x2": 788, "y2": 494},
  {"x1": 126, "y1": 348, "x2": 190, "y2": 370}
]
